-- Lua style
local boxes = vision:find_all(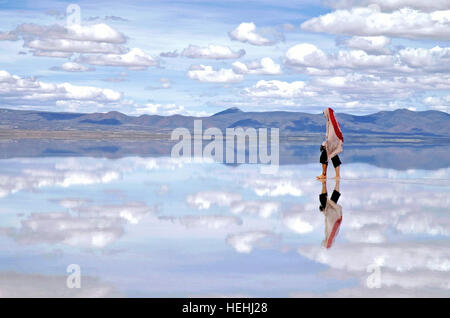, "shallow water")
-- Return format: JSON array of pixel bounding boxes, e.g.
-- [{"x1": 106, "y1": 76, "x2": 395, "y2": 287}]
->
[{"x1": 0, "y1": 142, "x2": 449, "y2": 297}]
